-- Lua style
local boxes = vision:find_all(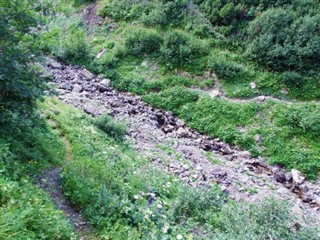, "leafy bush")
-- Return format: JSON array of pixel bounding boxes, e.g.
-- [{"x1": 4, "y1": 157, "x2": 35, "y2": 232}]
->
[
  {"x1": 113, "y1": 75, "x2": 148, "y2": 95},
  {"x1": 143, "y1": 86, "x2": 200, "y2": 114},
  {"x1": 207, "y1": 56, "x2": 248, "y2": 81},
  {"x1": 92, "y1": 114, "x2": 126, "y2": 141},
  {"x1": 281, "y1": 71, "x2": 307, "y2": 87},
  {"x1": 160, "y1": 30, "x2": 209, "y2": 68},
  {"x1": 100, "y1": 0, "x2": 148, "y2": 21},
  {"x1": 278, "y1": 104, "x2": 320, "y2": 136},
  {"x1": 0, "y1": 0, "x2": 49, "y2": 117},
  {"x1": 162, "y1": 76, "x2": 192, "y2": 88},
  {"x1": 56, "y1": 26, "x2": 88, "y2": 63},
  {"x1": 73, "y1": 0, "x2": 95, "y2": 6},
  {"x1": 0, "y1": 177, "x2": 73, "y2": 239},
  {"x1": 171, "y1": 186, "x2": 224, "y2": 223},
  {"x1": 0, "y1": 112, "x2": 65, "y2": 179},
  {"x1": 125, "y1": 28, "x2": 163, "y2": 56},
  {"x1": 141, "y1": 0, "x2": 190, "y2": 28},
  {"x1": 246, "y1": 8, "x2": 320, "y2": 71}
]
